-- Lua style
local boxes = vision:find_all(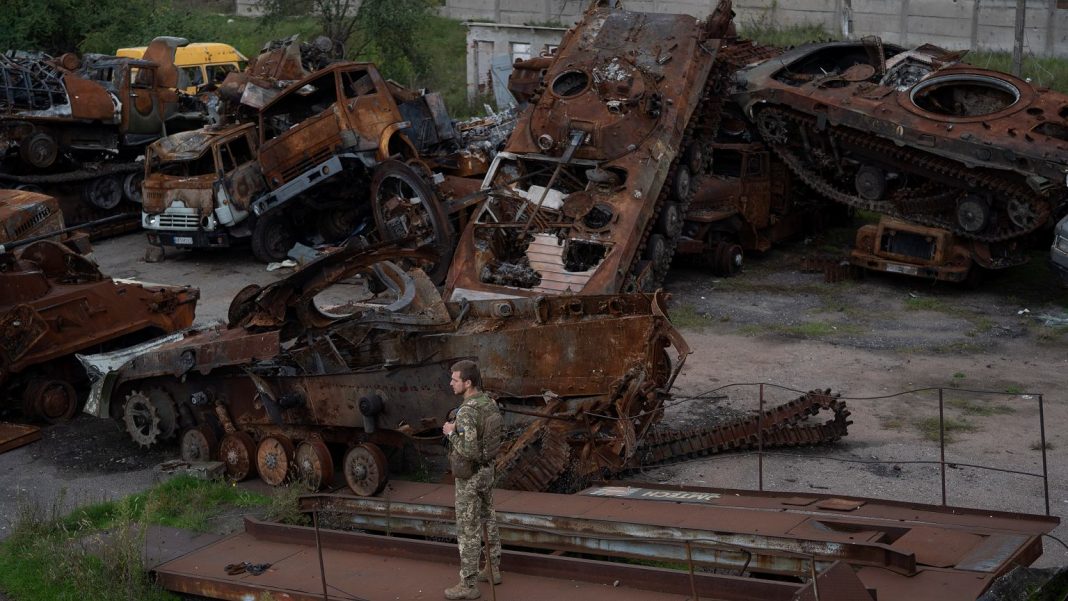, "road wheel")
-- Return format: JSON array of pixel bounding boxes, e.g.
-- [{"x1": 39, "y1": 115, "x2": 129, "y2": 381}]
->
[
  {"x1": 251, "y1": 213, "x2": 296, "y2": 263},
  {"x1": 656, "y1": 202, "x2": 683, "y2": 238},
  {"x1": 344, "y1": 443, "x2": 388, "y2": 496},
  {"x1": 219, "y1": 431, "x2": 258, "y2": 481},
  {"x1": 180, "y1": 425, "x2": 218, "y2": 462},
  {"x1": 295, "y1": 437, "x2": 334, "y2": 490},
  {"x1": 256, "y1": 435, "x2": 296, "y2": 486},
  {"x1": 20, "y1": 132, "x2": 58, "y2": 169},
  {"x1": 24, "y1": 379, "x2": 78, "y2": 424}
]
